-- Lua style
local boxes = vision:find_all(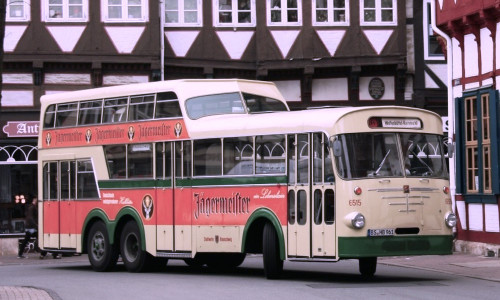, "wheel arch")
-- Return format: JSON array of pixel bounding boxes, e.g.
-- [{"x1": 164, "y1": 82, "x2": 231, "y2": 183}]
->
[
  {"x1": 242, "y1": 208, "x2": 286, "y2": 260},
  {"x1": 82, "y1": 207, "x2": 145, "y2": 253}
]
